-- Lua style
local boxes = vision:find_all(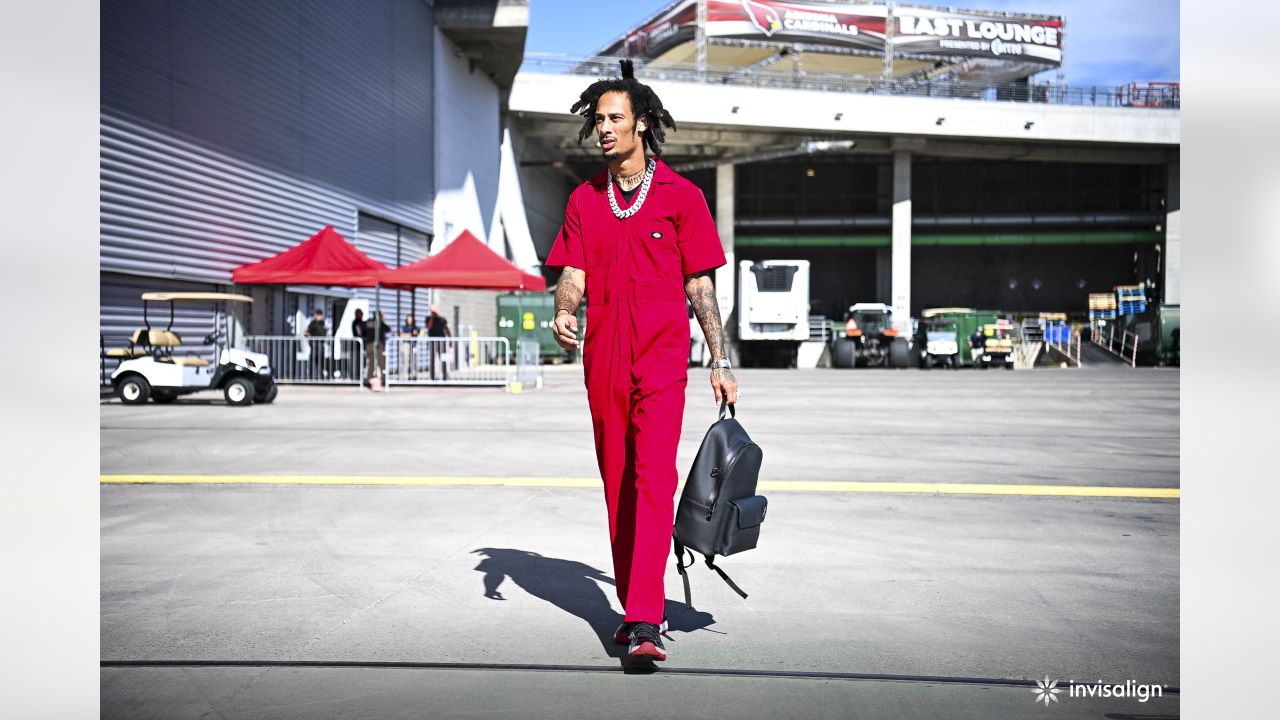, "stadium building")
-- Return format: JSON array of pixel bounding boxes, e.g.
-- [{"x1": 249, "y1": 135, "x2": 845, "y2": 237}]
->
[
  {"x1": 98, "y1": 0, "x2": 1180, "y2": 372},
  {"x1": 99, "y1": 0, "x2": 535, "y2": 369},
  {"x1": 508, "y1": 0, "x2": 1180, "y2": 354}
]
